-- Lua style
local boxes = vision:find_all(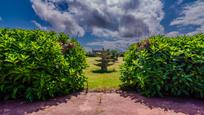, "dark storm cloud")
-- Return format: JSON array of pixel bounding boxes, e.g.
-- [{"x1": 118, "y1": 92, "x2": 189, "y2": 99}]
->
[
  {"x1": 31, "y1": 0, "x2": 164, "y2": 48},
  {"x1": 119, "y1": 15, "x2": 150, "y2": 38},
  {"x1": 79, "y1": 9, "x2": 118, "y2": 31},
  {"x1": 65, "y1": 0, "x2": 119, "y2": 31},
  {"x1": 123, "y1": 0, "x2": 139, "y2": 10}
]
